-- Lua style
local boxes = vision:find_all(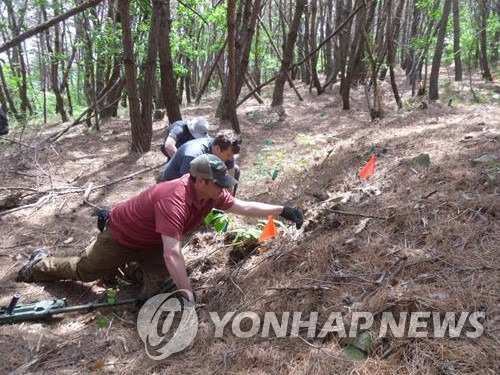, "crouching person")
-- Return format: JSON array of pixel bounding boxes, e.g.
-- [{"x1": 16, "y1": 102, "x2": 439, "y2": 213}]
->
[
  {"x1": 0, "y1": 107, "x2": 9, "y2": 135},
  {"x1": 17, "y1": 154, "x2": 303, "y2": 298}
]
